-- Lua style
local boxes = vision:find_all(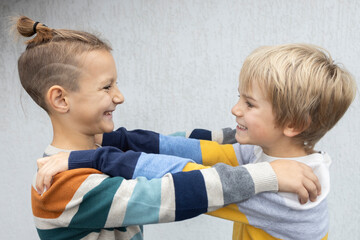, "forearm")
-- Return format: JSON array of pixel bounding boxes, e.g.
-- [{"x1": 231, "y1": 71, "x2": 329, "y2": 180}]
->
[
  {"x1": 102, "y1": 127, "x2": 241, "y2": 166},
  {"x1": 69, "y1": 146, "x2": 194, "y2": 179},
  {"x1": 33, "y1": 163, "x2": 275, "y2": 230}
]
